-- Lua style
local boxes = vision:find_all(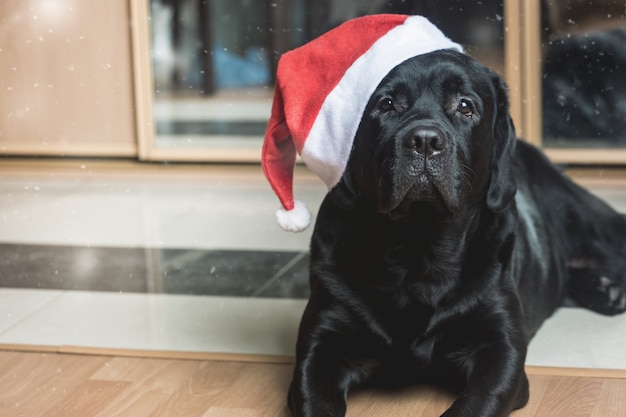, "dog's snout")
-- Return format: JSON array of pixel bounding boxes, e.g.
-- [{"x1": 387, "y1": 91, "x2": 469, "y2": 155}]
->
[{"x1": 403, "y1": 127, "x2": 446, "y2": 155}]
